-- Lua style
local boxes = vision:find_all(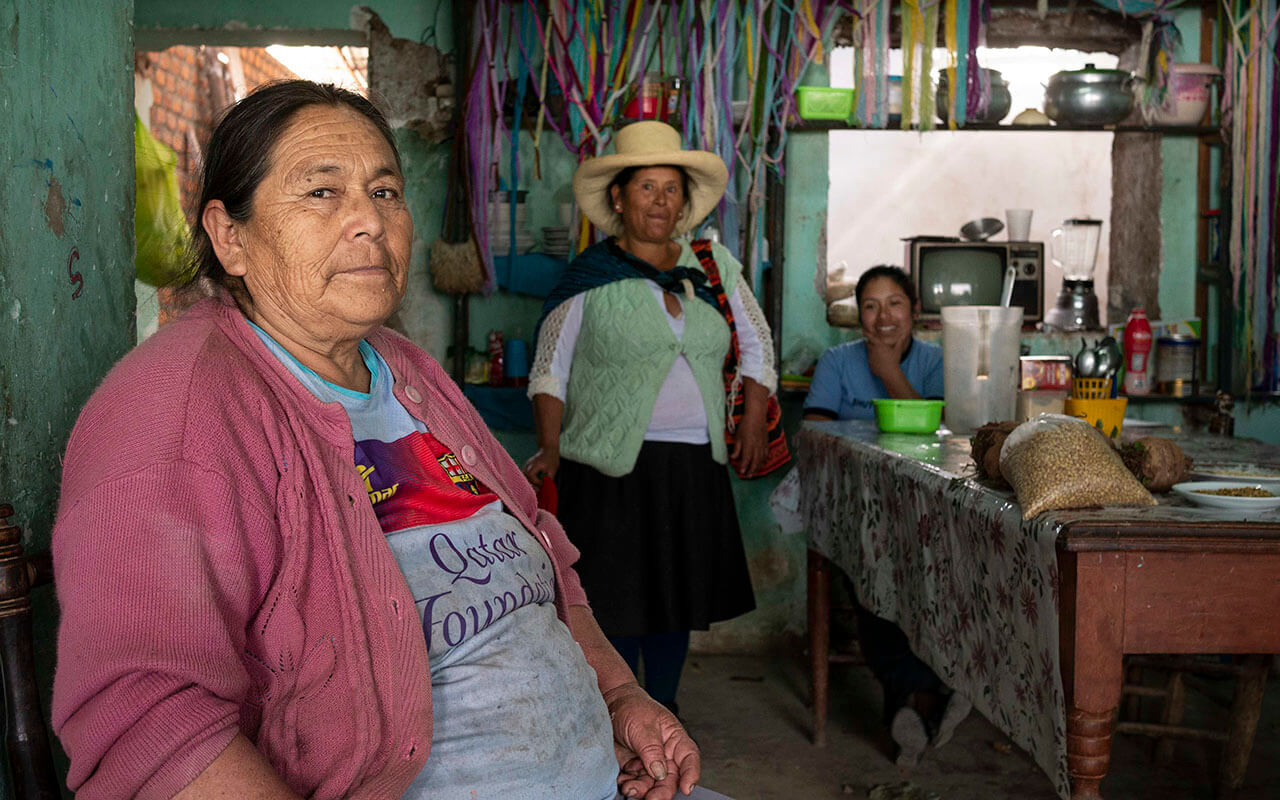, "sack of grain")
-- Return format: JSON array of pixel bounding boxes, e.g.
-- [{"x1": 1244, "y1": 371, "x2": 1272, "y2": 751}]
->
[{"x1": 999, "y1": 414, "x2": 1156, "y2": 519}]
